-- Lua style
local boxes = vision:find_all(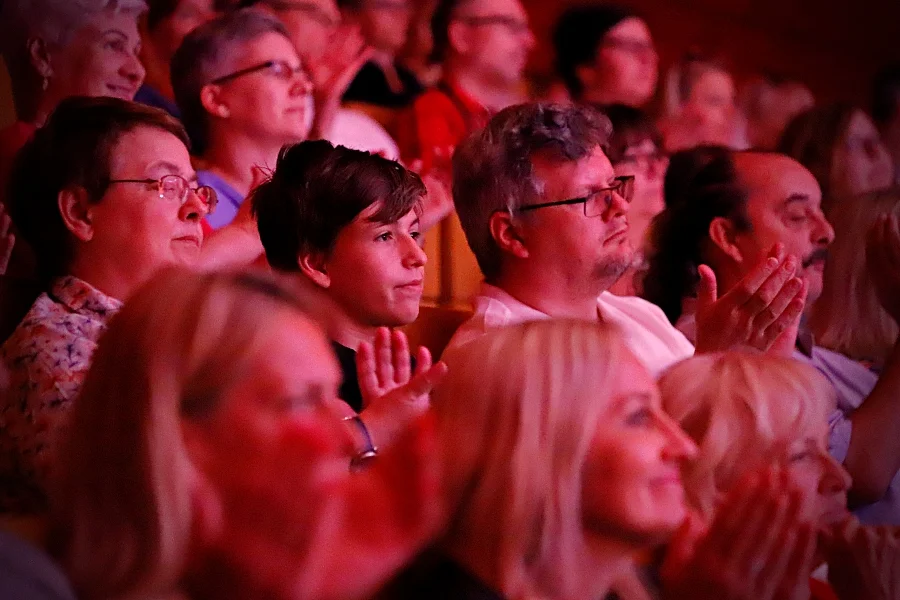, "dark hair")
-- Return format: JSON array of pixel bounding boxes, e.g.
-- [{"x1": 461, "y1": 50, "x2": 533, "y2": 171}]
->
[
  {"x1": 777, "y1": 103, "x2": 857, "y2": 210},
  {"x1": 429, "y1": 0, "x2": 465, "y2": 64},
  {"x1": 642, "y1": 146, "x2": 750, "y2": 323},
  {"x1": 170, "y1": 8, "x2": 290, "y2": 155},
  {"x1": 7, "y1": 96, "x2": 190, "y2": 280},
  {"x1": 252, "y1": 140, "x2": 426, "y2": 271},
  {"x1": 145, "y1": 0, "x2": 181, "y2": 30},
  {"x1": 452, "y1": 102, "x2": 612, "y2": 281},
  {"x1": 553, "y1": 4, "x2": 634, "y2": 99},
  {"x1": 872, "y1": 63, "x2": 900, "y2": 126},
  {"x1": 598, "y1": 103, "x2": 662, "y2": 163}
]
